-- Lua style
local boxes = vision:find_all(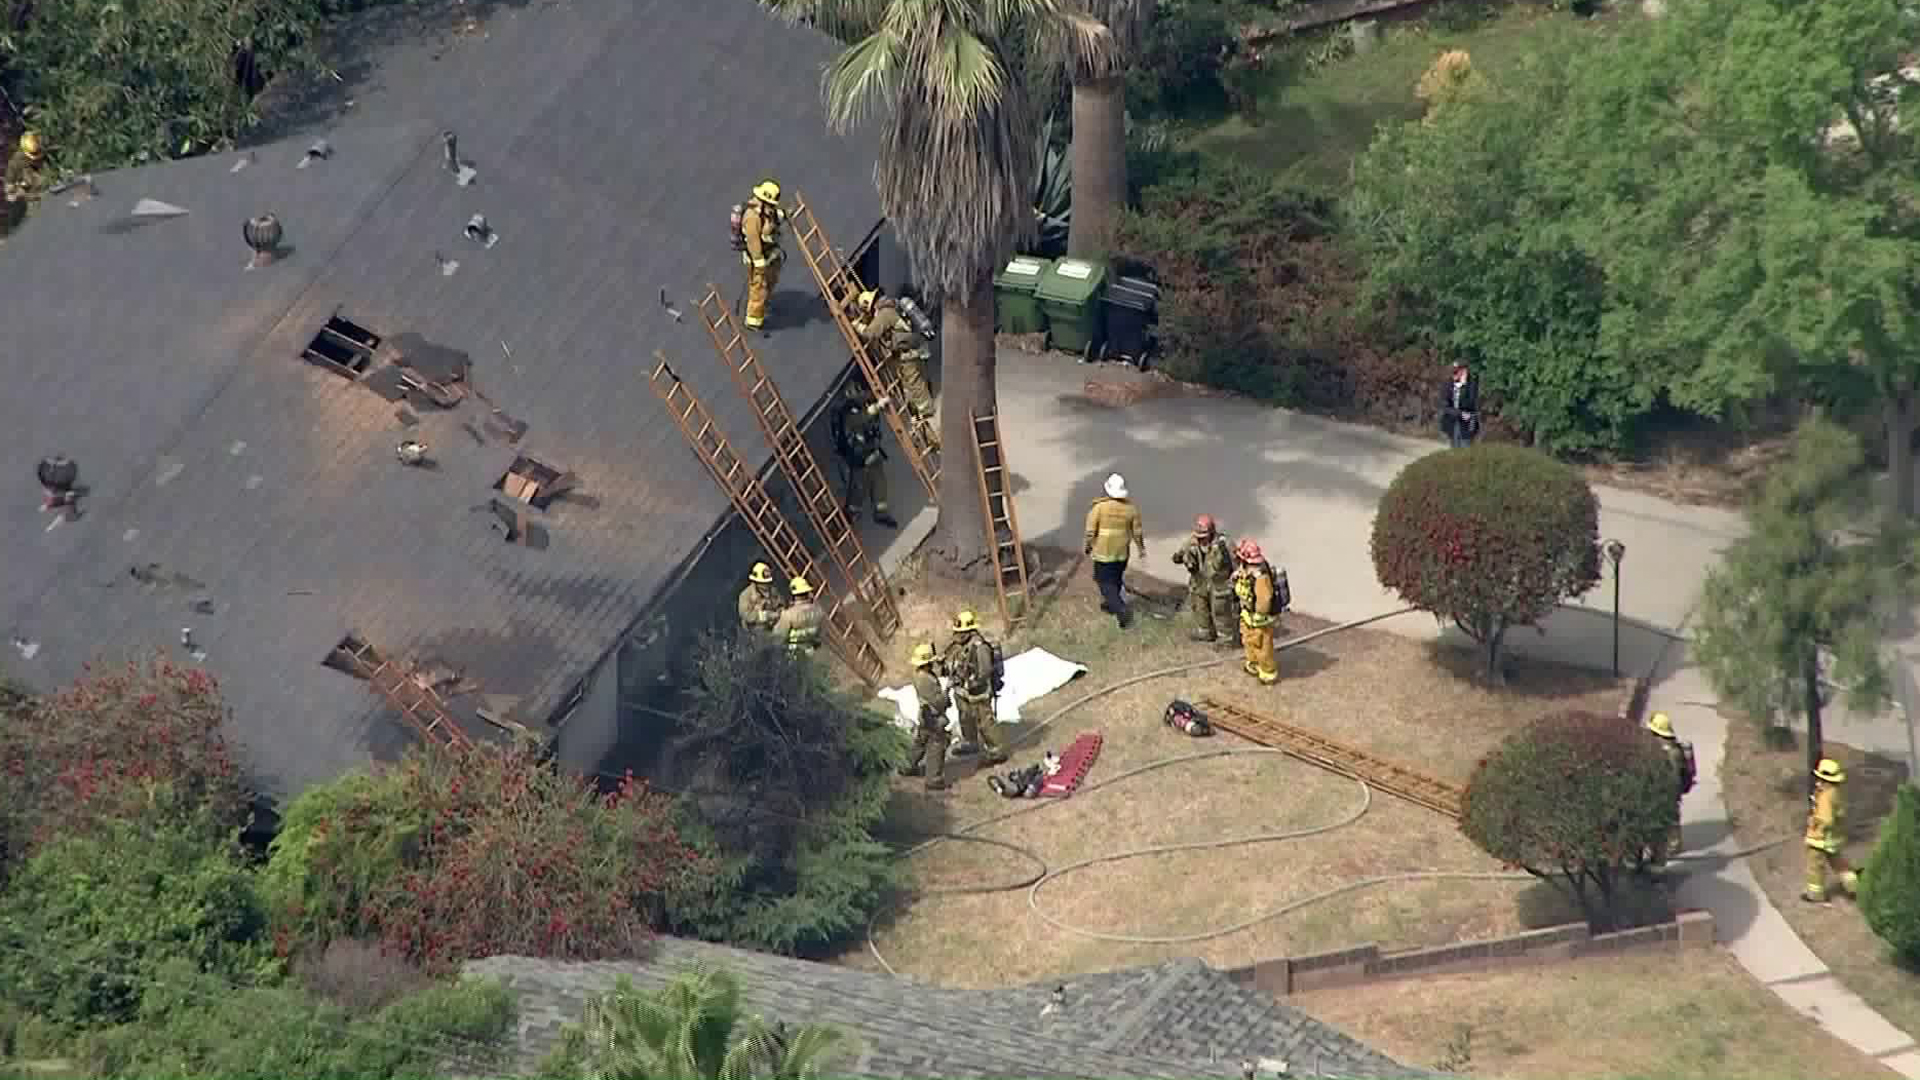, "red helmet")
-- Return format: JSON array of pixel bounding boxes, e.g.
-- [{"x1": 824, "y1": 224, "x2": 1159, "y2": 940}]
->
[
  {"x1": 1193, "y1": 514, "x2": 1216, "y2": 537},
  {"x1": 1236, "y1": 539, "x2": 1264, "y2": 563}
]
